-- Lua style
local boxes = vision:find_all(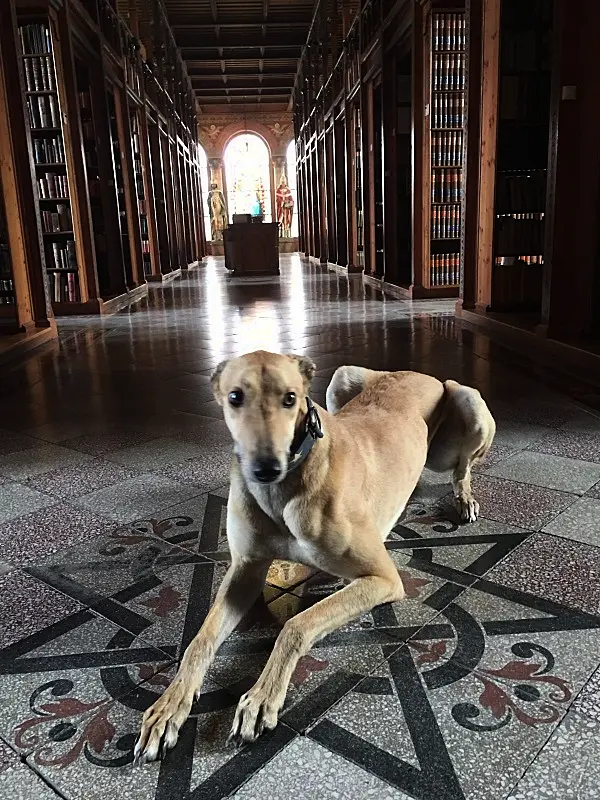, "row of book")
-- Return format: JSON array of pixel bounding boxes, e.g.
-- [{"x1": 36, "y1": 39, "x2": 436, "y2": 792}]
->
[
  {"x1": 18, "y1": 23, "x2": 52, "y2": 56},
  {"x1": 432, "y1": 14, "x2": 465, "y2": 52},
  {"x1": 431, "y1": 94, "x2": 465, "y2": 129},
  {"x1": 0, "y1": 279, "x2": 15, "y2": 304},
  {"x1": 37, "y1": 173, "x2": 69, "y2": 199},
  {"x1": 430, "y1": 254, "x2": 460, "y2": 286},
  {"x1": 495, "y1": 214, "x2": 544, "y2": 255},
  {"x1": 432, "y1": 55, "x2": 466, "y2": 91},
  {"x1": 26, "y1": 94, "x2": 60, "y2": 130},
  {"x1": 431, "y1": 169, "x2": 462, "y2": 203},
  {"x1": 495, "y1": 255, "x2": 544, "y2": 267},
  {"x1": 48, "y1": 271, "x2": 79, "y2": 304},
  {"x1": 22, "y1": 56, "x2": 56, "y2": 93},
  {"x1": 431, "y1": 131, "x2": 463, "y2": 167},
  {"x1": 33, "y1": 136, "x2": 65, "y2": 165},
  {"x1": 41, "y1": 204, "x2": 72, "y2": 233},
  {"x1": 0, "y1": 244, "x2": 14, "y2": 304},
  {"x1": 47, "y1": 240, "x2": 77, "y2": 272},
  {"x1": 431, "y1": 205, "x2": 461, "y2": 240},
  {"x1": 496, "y1": 170, "x2": 546, "y2": 214}
]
